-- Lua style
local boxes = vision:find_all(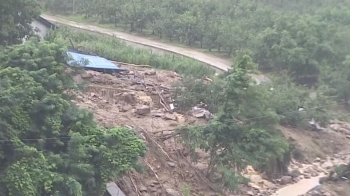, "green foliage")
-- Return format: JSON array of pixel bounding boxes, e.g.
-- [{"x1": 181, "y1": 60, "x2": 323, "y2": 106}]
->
[
  {"x1": 266, "y1": 73, "x2": 334, "y2": 127},
  {"x1": 173, "y1": 76, "x2": 224, "y2": 112},
  {"x1": 320, "y1": 55, "x2": 350, "y2": 106},
  {"x1": 0, "y1": 0, "x2": 41, "y2": 46},
  {"x1": 0, "y1": 38, "x2": 146, "y2": 196},
  {"x1": 181, "y1": 184, "x2": 191, "y2": 196},
  {"x1": 41, "y1": 0, "x2": 350, "y2": 84},
  {"x1": 177, "y1": 54, "x2": 289, "y2": 190},
  {"x1": 46, "y1": 26, "x2": 214, "y2": 77}
]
